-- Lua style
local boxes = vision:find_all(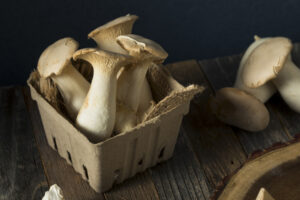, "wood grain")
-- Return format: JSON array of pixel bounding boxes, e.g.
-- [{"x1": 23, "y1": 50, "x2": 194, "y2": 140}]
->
[
  {"x1": 165, "y1": 60, "x2": 247, "y2": 191},
  {"x1": 149, "y1": 129, "x2": 212, "y2": 200},
  {"x1": 0, "y1": 87, "x2": 47, "y2": 200}
]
